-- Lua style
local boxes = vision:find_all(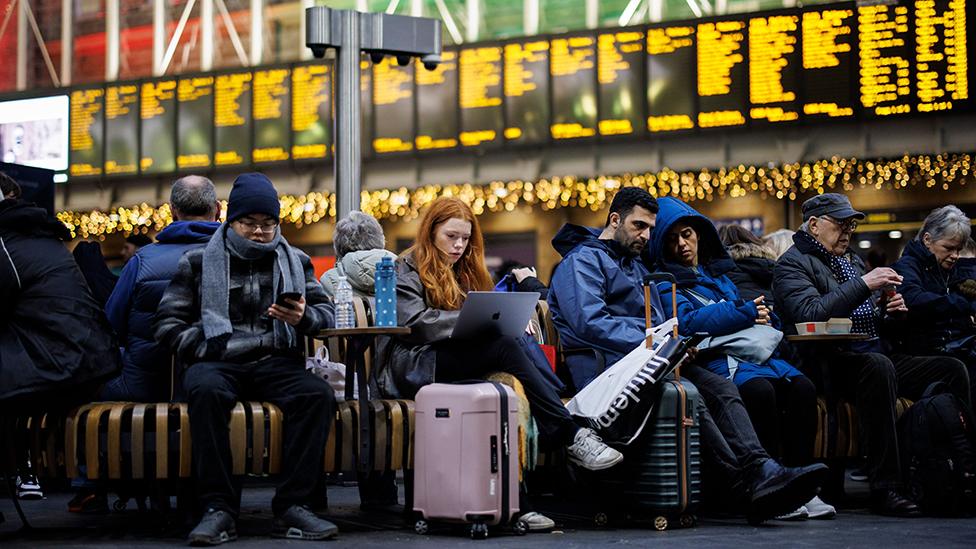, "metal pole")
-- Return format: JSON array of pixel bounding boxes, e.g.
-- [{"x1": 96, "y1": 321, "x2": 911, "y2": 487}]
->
[
  {"x1": 585, "y1": 0, "x2": 598, "y2": 29},
  {"x1": 106, "y1": 0, "x2": 119, "y2": 80},
  {"x1": 411, "y1": 0, "x2": 423, "y2": 17},
  {"x1": 201, "y1": 0, "x2": 214, "y2": 71},
  {"x1": 153, "y1": 0, "x2": 165, "y2": 75},
  {"x1": 250, "y1": 0, "x2": 263, "y2": 65},
  {"x1": 61, "y1": 0, "x2": 72, "y2": 85},
  {"x1": 16, "y1": 0, "x2": 26, "y2": 90},
  {"x1": 523, "y1": 0, "x2": 539, "y2": 35},
  {"x1": 334, "y1": 9, "x2": 362, "y2": 219},
  {"x1": 465, "y1": 0, "x2": 478, "y2": 43},
  {"x1": 300, "y1": 0, "x2": 315, "y2": 60}
]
